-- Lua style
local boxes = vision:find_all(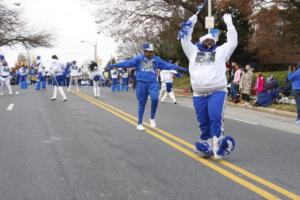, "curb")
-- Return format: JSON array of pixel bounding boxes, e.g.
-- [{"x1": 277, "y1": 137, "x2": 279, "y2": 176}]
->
[{"x1": 174, "y1": 92, "x2": 297, "y2": 118}]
